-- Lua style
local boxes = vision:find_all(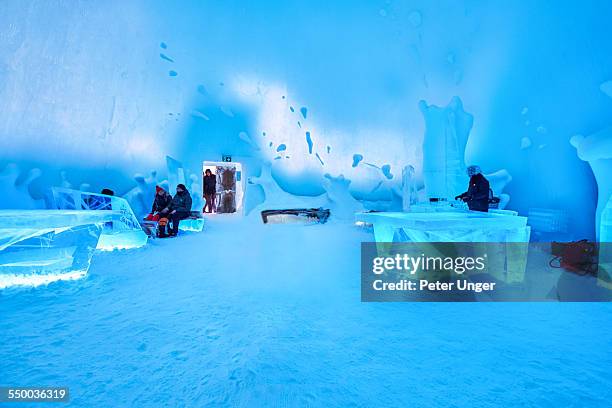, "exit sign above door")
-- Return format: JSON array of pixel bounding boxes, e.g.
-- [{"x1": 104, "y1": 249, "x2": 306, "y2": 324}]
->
[{"x1": 222, "y1": 155, "x2": 232, "y2": 162}]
